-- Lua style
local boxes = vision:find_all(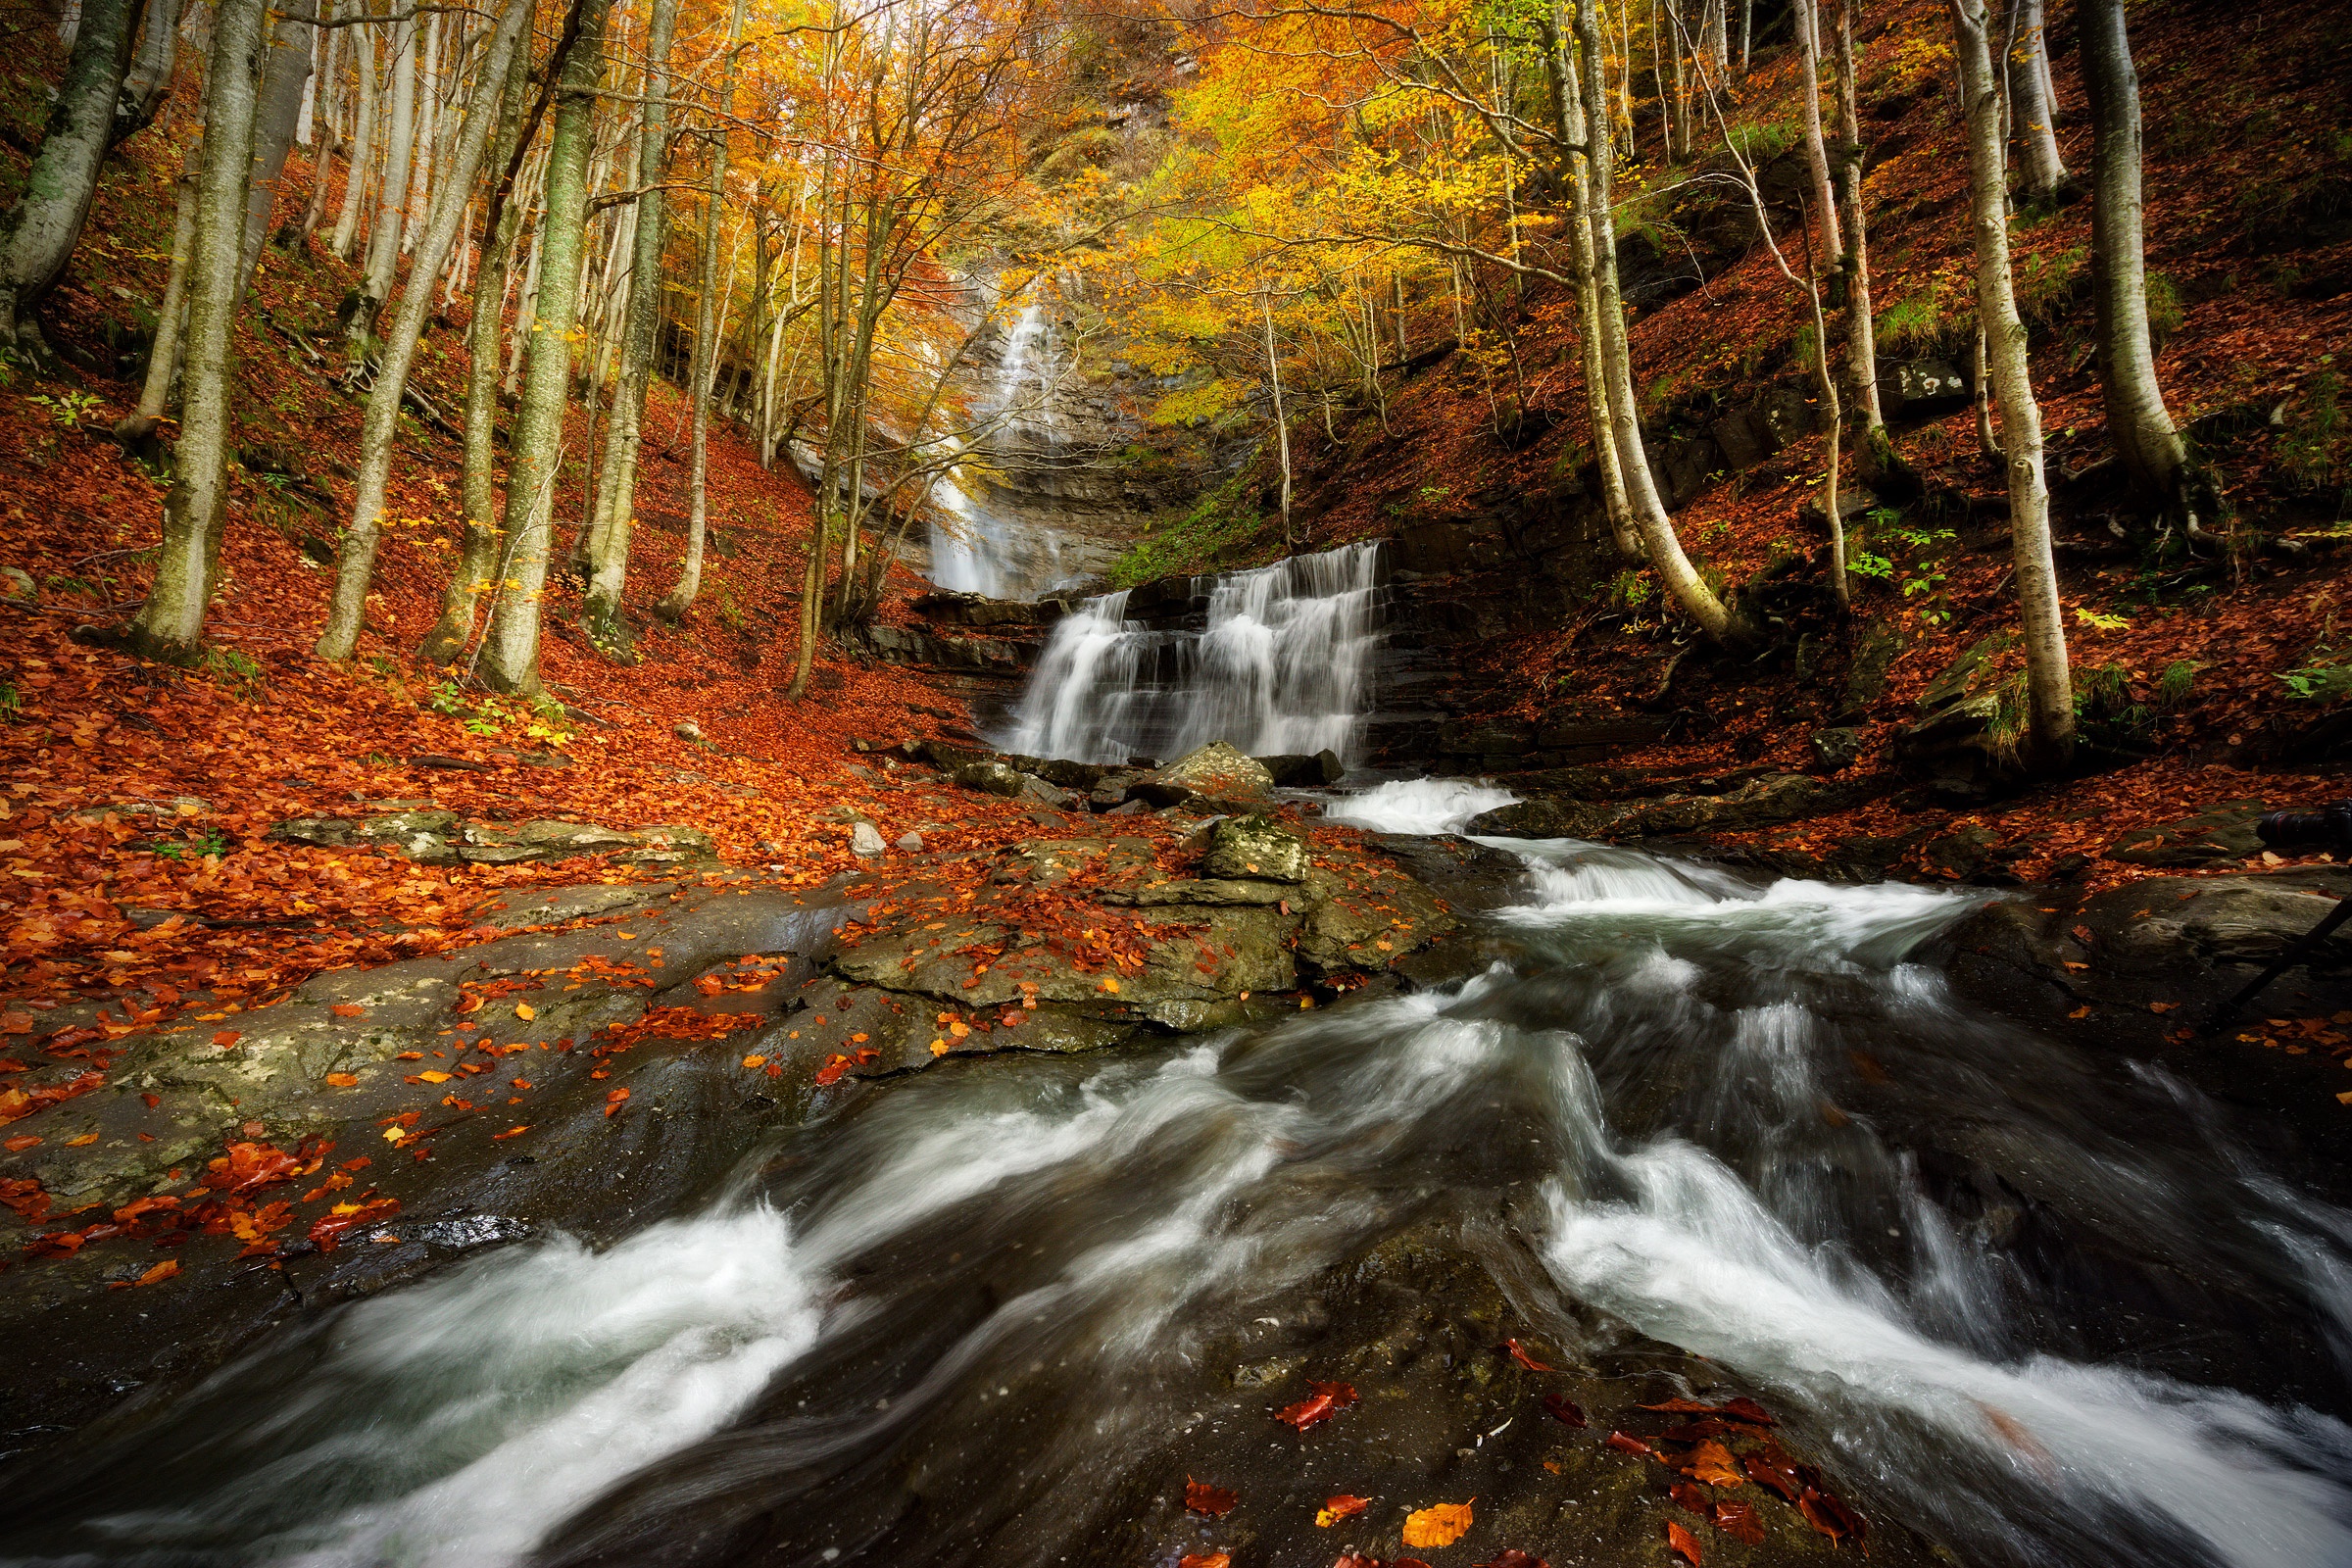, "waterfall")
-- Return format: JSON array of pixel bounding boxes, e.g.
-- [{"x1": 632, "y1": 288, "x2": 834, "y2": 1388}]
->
[
  {"x1": 926, "y1": 302, "x2": 1070, "y2": 601},
  {"x1": 1003, "y1": 541, "x2": 1384, "y2": 764}
]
